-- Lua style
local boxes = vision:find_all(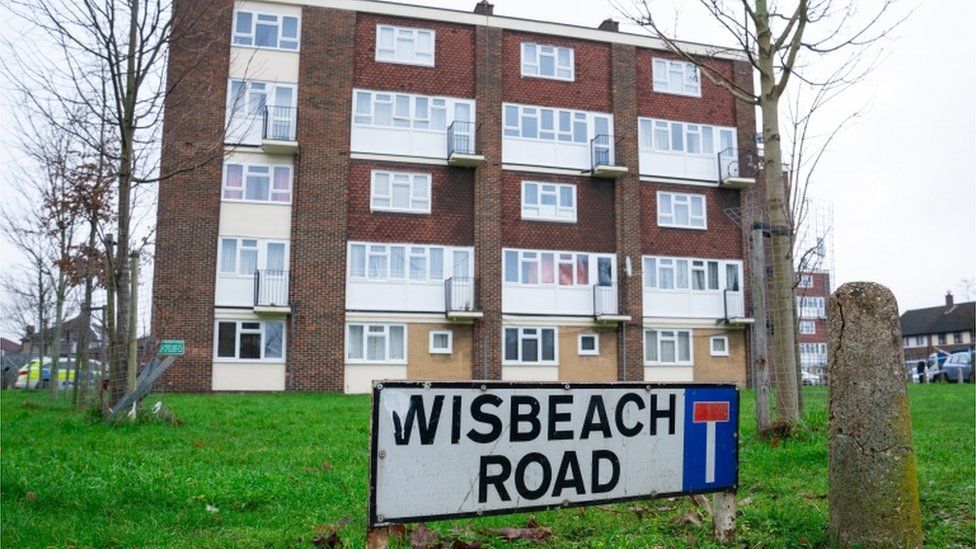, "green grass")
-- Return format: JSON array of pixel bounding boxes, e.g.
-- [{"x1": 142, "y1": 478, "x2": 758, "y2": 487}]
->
[{"x1": 1, "y1": 386, "x2": 972, "y2": 547}]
